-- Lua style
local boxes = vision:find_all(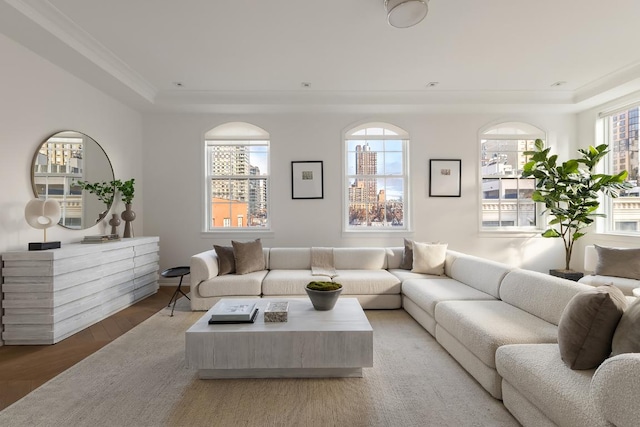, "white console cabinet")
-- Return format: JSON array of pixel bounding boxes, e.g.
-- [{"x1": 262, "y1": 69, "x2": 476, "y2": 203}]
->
[{"x1": 1, "y1": 237, "x2": 159, "y2": 345}]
